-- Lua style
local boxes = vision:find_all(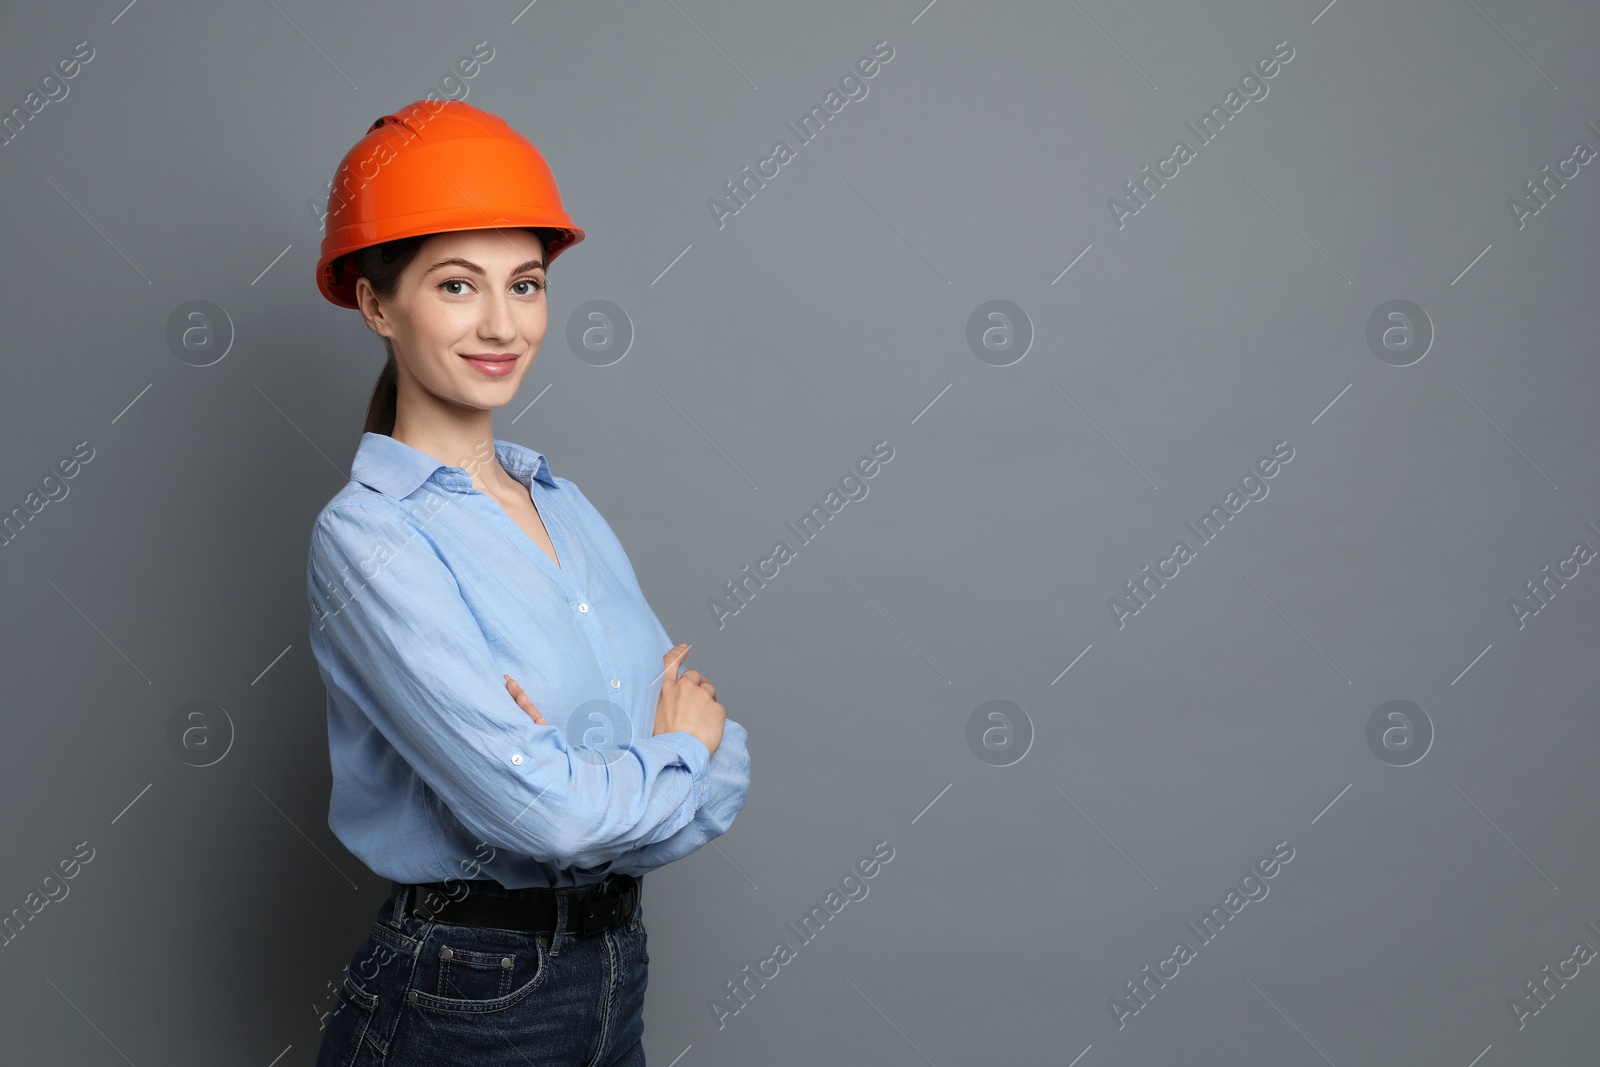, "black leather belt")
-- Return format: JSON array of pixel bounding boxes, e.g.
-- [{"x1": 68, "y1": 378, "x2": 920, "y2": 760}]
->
[{"x1": 391, "y1": 874, "x2": 639, "y2": 938}]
